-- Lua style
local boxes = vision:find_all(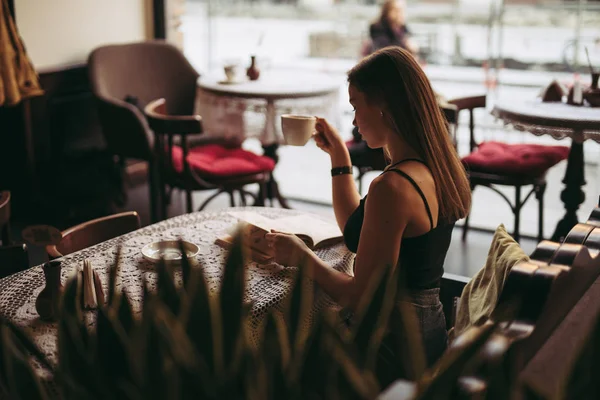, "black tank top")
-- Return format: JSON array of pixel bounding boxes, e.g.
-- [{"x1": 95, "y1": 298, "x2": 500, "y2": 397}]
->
[{"x1": 342, "y1": 159, "x2": 455, "y2": 290}]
